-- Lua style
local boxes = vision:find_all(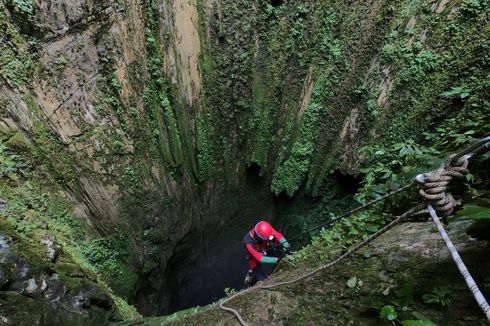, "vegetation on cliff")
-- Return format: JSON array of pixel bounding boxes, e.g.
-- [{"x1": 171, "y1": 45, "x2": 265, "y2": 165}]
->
[{"x1": 0, "y1": 0, "x2": 488, "y2": 323}]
